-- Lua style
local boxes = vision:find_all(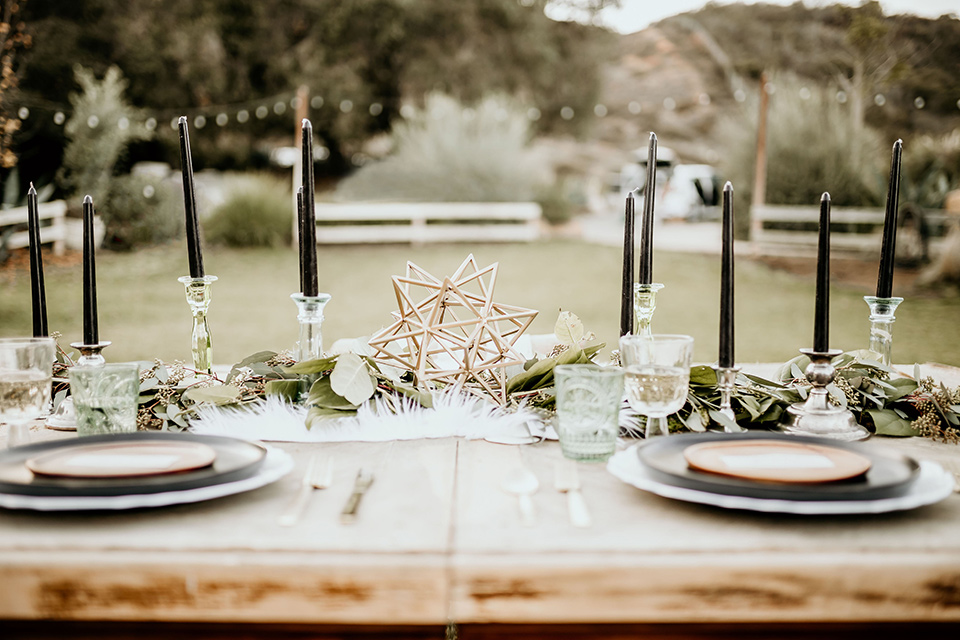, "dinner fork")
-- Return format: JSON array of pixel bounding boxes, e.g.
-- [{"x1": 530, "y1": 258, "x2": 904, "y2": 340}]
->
[
  {"x1": 554, "y1": 459, "x2": 591, "y2": 528},
  {"x1": 278, "y1": 454, "x2": 333, "y2": 527}
]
